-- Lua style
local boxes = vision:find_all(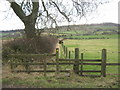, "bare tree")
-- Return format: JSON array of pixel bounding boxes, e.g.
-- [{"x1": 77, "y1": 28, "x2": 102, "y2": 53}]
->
[{"x1": 6, "y1": 0, "x2": 108, "y2": 38}]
